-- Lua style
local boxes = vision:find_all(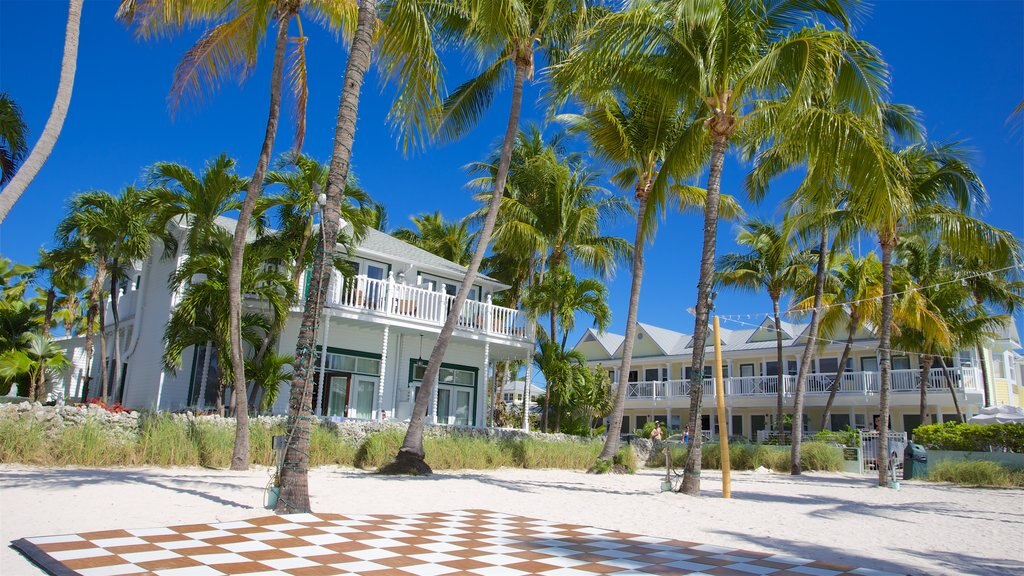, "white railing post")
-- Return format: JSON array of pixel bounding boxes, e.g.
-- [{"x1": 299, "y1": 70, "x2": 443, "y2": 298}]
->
[
  {"x1": 485, "y1": 294, "x2": 494, "y2": 334},
  {"x1": 384, "y1": 272, "x2": 395, "y2": 317}
]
